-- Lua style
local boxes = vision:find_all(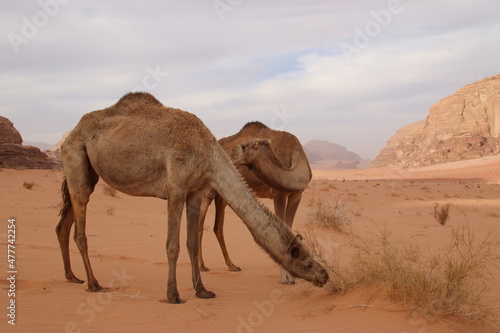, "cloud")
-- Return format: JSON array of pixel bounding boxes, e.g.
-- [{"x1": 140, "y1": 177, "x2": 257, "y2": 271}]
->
[{"x1": 1, "y1": 0, "x2": 499, "y2": 159}]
